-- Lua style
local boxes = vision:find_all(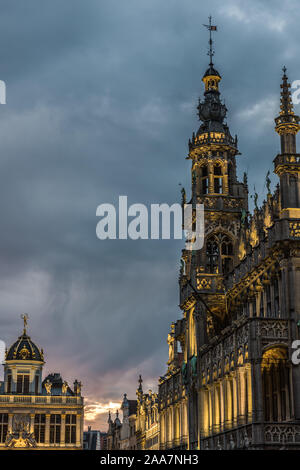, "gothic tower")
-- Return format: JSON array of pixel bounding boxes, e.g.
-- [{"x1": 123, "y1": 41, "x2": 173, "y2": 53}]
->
[
  {"x1": 274, "y1": 67, "x2": 300, "y2": 217},
  {"x1": 180, "y1": 27, "x2": 248, "y2": 350},
  {"x1": 159, "y1": 24, "x2": 300, "y2": 451},
  {"x1": 178, "y1": 21, "x2": 247, "y2": 448}
]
